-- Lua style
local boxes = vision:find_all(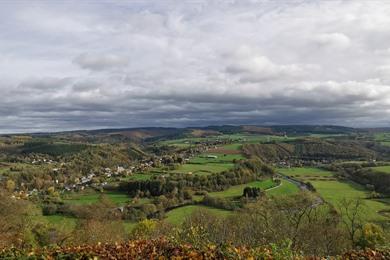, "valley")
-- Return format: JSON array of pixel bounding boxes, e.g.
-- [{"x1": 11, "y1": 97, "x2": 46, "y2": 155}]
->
[{"x1": 1, "y1": 125, "x2": 390, "y2": 257}]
